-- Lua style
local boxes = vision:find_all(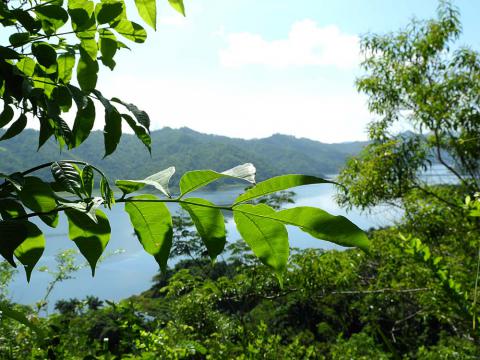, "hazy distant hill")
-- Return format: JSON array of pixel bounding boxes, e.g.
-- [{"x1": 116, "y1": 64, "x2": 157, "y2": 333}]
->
[{"x1": 0, "y1": 128, "x2": 368, "y2": 184}]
